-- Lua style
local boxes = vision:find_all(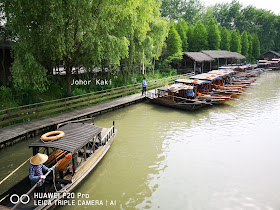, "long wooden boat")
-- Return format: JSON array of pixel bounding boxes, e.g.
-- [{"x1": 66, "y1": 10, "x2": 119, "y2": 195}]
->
[
  {"x1": 0, "y1": 121, "x2": 117, "y2": 210},
  {"x1": 147, "y1": 96, "x2": 208, "y2": 110},
  {"x1": 147, "y1": 85, "x2": 210, "y2": 110},
  {"x1": 197, "y1": 94, "x2": 231, "y2": 104}
]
